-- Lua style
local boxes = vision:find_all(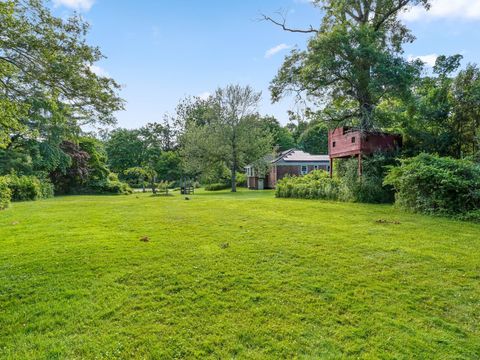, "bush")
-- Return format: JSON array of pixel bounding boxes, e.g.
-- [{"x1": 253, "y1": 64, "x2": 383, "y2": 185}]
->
[
  {"x1": 235, "y1": 172, "x2": 247, "y2": 187},
  {"x1": 384, "y1": 153, "x2": 480, "y2": 219},
  {"x1": 4, "y1": 174, "x2": 55, "y2": 202},
  {"x1": 205, "y1": 183, "x2": 230, "y2": 191},
  {"x1": 88, "y1": 173, "x2": 132, "y2": 195},
  {"x1": 39, "y1": 178, "x2": 55, "y2": 199},
  {"x1": 0, "y1": 177, "x2": 11, "y2": 210},
  {"x1": 276, "y1": 152, "x2": 397, "y2": 204},
  {"x1": 276, "y1": 170, "x2": 341, "y2": 200},
  {"x1": 337, "y1": 152, "x2": 397, "y2": 203},
  {"x1": 6, "y1": 174, "x2": 40, "y2": 201}
]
